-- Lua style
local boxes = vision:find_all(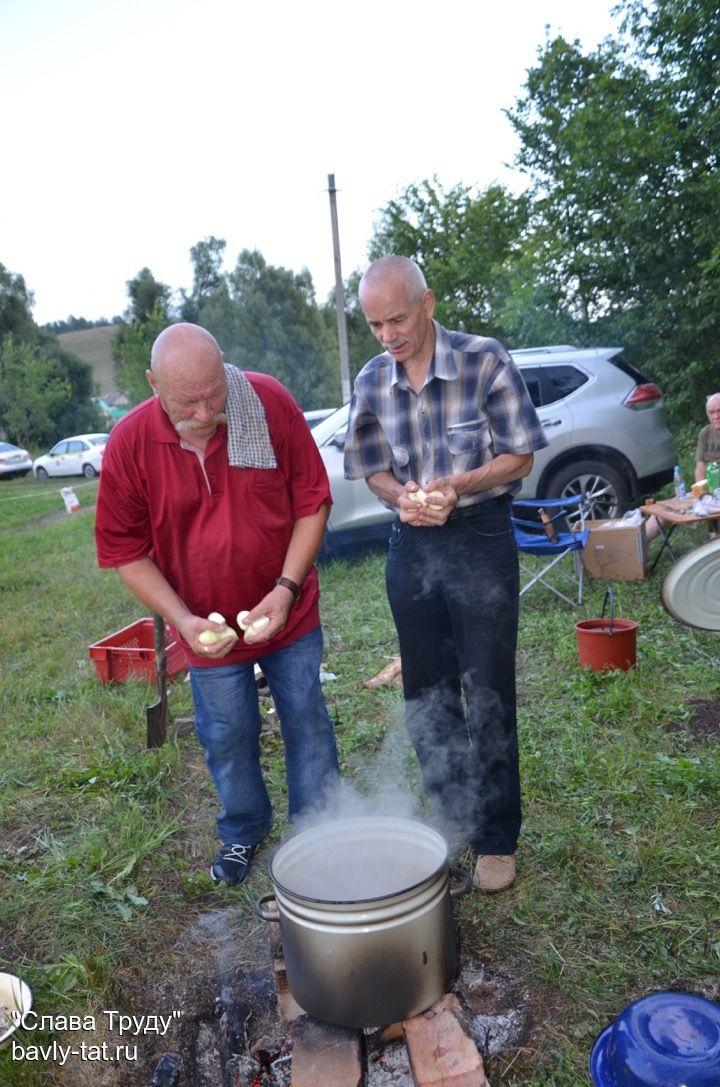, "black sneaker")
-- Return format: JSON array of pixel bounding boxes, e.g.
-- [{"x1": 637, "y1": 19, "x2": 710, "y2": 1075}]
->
[{"x1": 210, "y1": 843, "x2": 257, "y2": 886}]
